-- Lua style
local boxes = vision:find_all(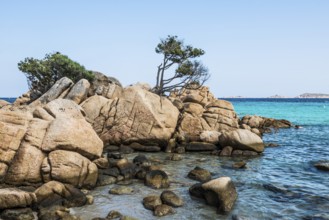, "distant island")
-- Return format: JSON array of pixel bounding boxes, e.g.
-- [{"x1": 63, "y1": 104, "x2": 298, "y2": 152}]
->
[
  {"x1": 222, "y1": 93, "x2": 329, "y2": 99},
  {"x1": 295, "y1": 93, "x2": 329, "y2": 98}
]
